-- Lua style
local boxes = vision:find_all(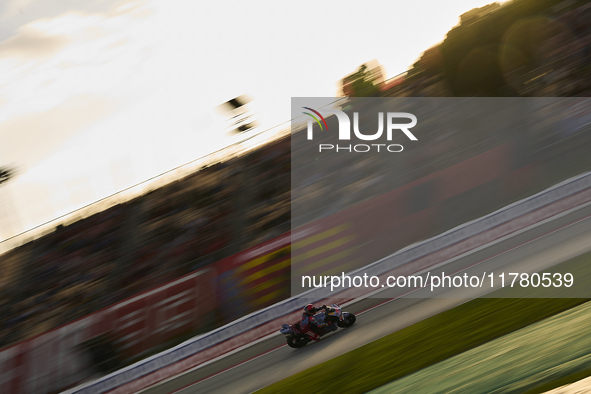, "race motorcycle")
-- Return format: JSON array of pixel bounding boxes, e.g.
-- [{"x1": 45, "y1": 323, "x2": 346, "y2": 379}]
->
[{"x1": 280, "y1": 304, "x2": 356, "y2": 348}]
